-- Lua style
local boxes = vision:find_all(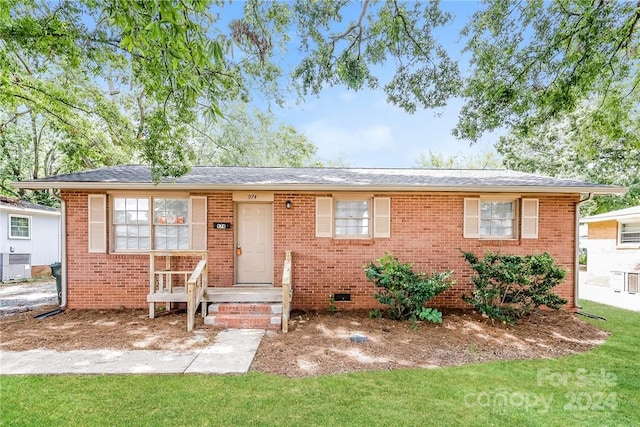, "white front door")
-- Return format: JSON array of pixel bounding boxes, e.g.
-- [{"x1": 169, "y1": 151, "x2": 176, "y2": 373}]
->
[{"x1": 236, "y1": 203, "x2": 273, "y2": 285}]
